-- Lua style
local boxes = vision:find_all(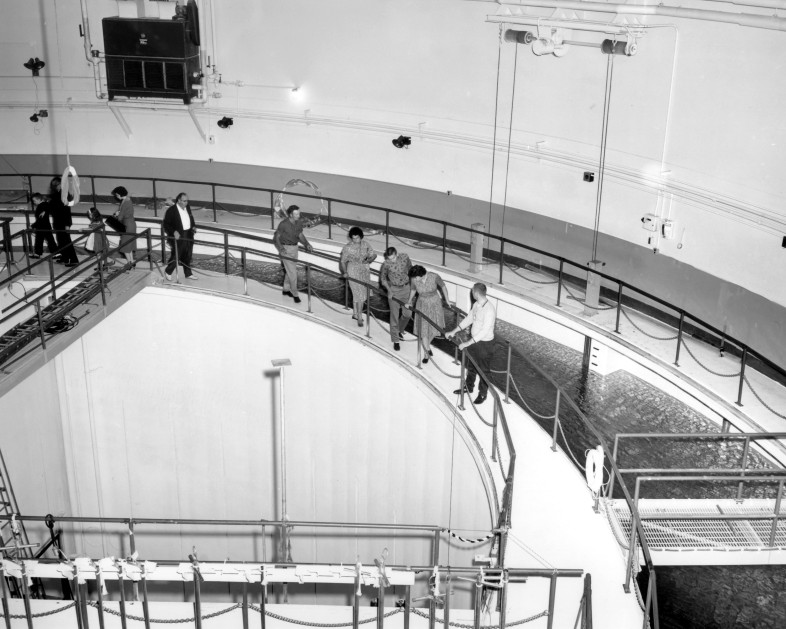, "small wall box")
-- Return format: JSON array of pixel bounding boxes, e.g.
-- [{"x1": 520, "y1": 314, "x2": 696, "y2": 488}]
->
[{"x1": 641, "y1": 214, "x2": 659, "y2": 232}]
